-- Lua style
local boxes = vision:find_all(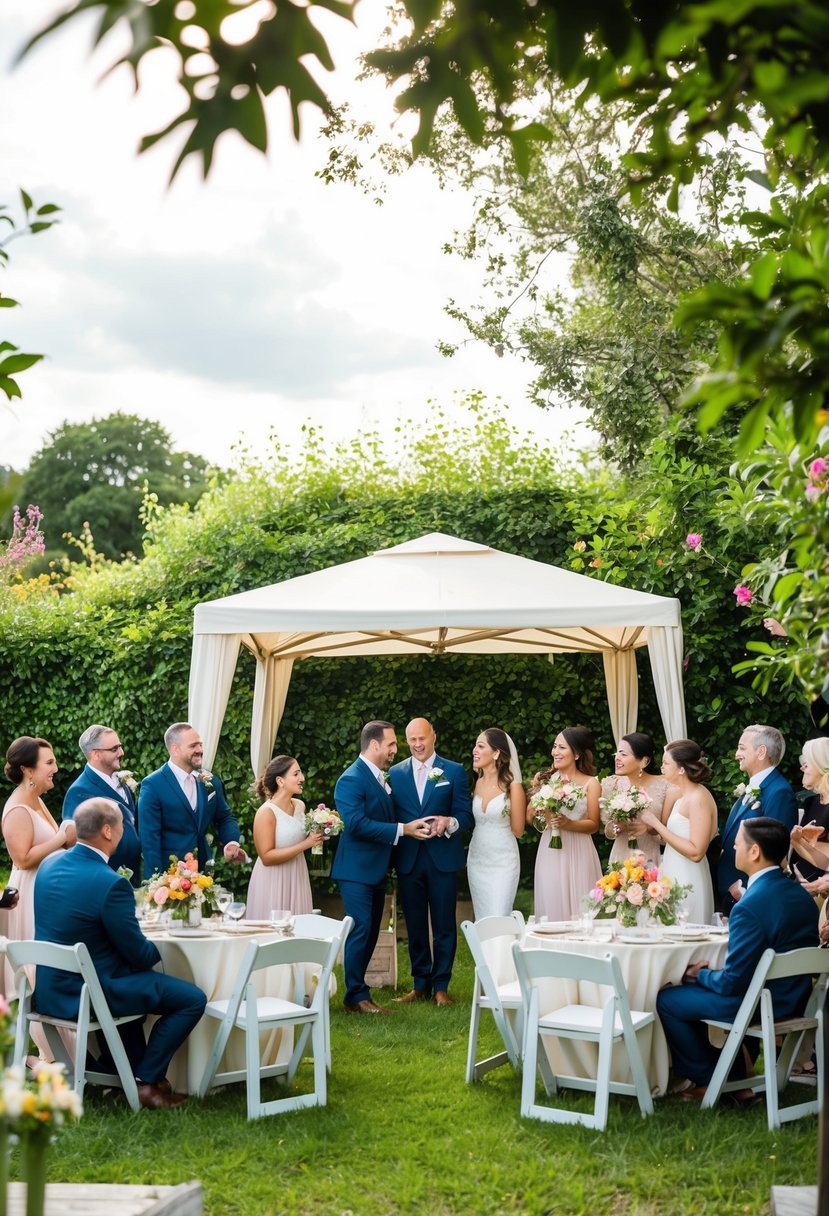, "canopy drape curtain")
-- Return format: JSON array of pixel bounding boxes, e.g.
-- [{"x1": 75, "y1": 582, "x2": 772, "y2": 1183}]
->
[
  {"x1": 645, "y1": 626, "x2": 687, "y2": 743},
  {"x1": 602, "y1": 649, "x2": 639, "y2": 743},
  {"x1": 251, "y1": 656, "x2": 295, "y2": 778},
  {"x1": 188, "y1": 632, "x2": 244, "y2": 769}
]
